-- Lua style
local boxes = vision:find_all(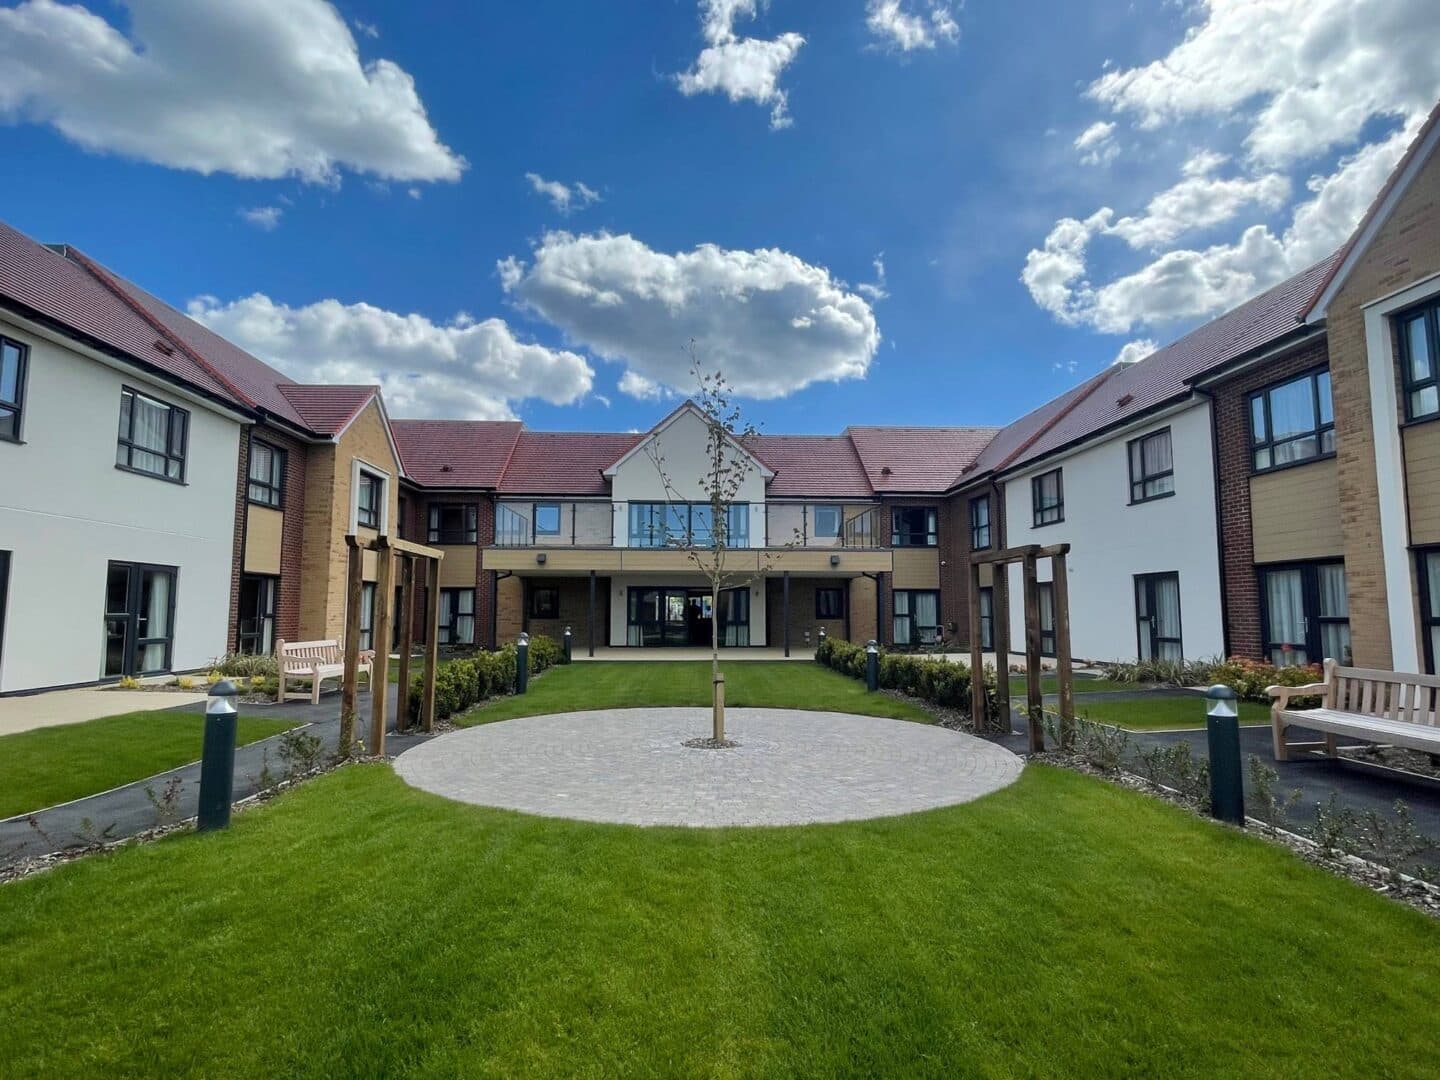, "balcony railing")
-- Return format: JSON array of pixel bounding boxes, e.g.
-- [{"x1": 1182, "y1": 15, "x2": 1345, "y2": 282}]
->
[{"x1": 493, "y1": 502, "x2": 885, "y2": 550}]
